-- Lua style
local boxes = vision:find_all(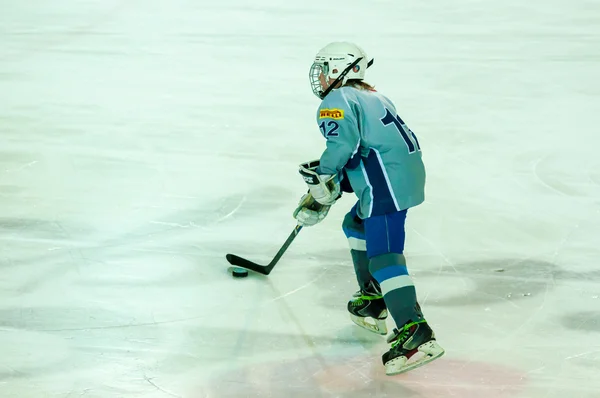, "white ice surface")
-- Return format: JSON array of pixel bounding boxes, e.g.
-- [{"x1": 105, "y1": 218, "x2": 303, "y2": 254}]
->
[{"x1": 1, "y1": 1, "x2": 600, "y2": 397}]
